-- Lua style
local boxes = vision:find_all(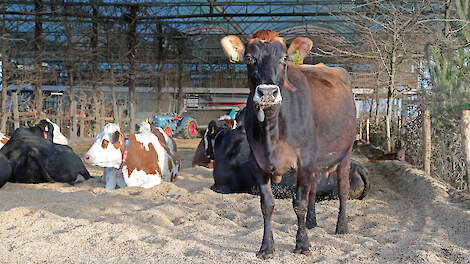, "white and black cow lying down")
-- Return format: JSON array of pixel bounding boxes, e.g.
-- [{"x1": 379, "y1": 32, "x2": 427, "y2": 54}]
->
[
  {"x1": 0, "y1": 118, "x2": 67, "y2": 149},
  {"x1": 83, "y1": 122, "x2": 180, "y2": 189},
  {"x1": 194, "y1": 119, "x2": 370, "y2": 200},
  {"x1": 0, "y1": 119, "x2": 91, "y2": 187}
]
